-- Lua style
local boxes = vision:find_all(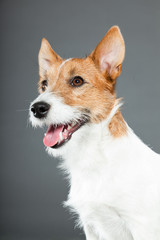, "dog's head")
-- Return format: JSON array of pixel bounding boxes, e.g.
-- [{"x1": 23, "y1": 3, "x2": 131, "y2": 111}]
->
[{"x1": 29, "y1": 26, "x2": 125, "y2": 155}]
